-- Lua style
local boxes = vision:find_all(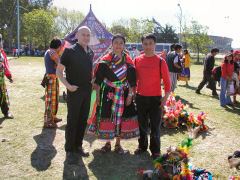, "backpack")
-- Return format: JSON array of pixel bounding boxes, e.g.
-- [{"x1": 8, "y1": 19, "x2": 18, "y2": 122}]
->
[
  {"x1": 166, "y1": 51, "x2": 181, "y2": 73},
  {"x1": 212, "y1": 66, "x2": 221, "y2": 82}
]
